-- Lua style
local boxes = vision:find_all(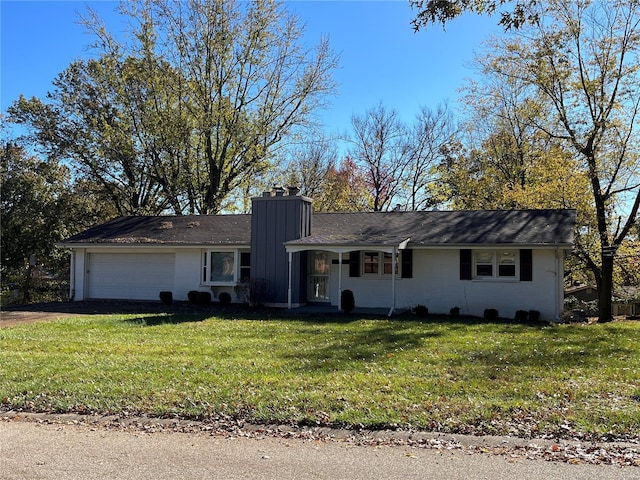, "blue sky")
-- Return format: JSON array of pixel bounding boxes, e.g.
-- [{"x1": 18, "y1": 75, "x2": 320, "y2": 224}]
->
[{"x1": 1, "y1": 1, "x2": 502, "y2": 136}]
